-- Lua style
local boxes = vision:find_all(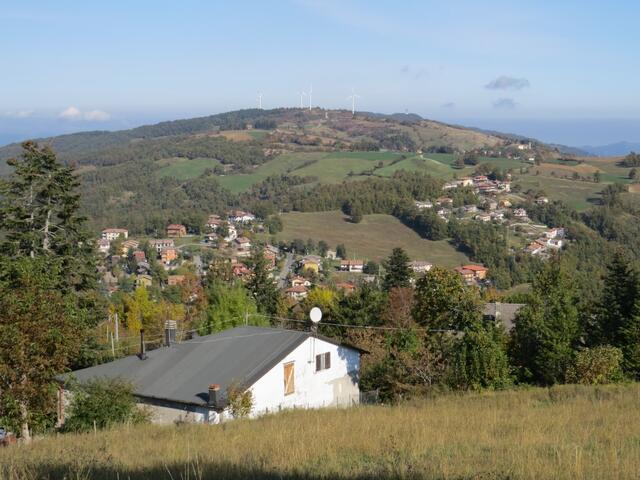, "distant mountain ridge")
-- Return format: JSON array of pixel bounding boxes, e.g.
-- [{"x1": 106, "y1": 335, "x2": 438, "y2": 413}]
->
[{"x1": 580, "y1": 141, "x2": 640, "y2": 157}]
